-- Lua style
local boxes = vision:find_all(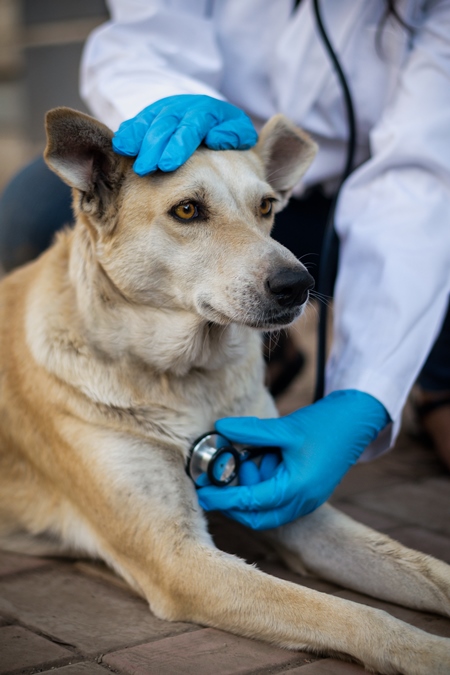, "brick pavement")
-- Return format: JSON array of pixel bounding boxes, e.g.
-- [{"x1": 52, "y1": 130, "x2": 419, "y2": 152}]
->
[{"x1": 0, "y1": 313, "x2": 449, "y2": 673}]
